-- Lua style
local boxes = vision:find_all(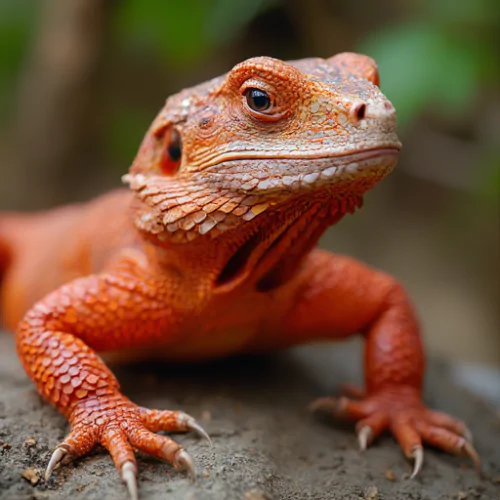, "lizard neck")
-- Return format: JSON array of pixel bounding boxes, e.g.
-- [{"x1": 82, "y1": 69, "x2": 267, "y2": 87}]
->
[{"x1": 142, "y1": 192, "x2": 361, "y2": 296}]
